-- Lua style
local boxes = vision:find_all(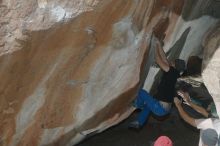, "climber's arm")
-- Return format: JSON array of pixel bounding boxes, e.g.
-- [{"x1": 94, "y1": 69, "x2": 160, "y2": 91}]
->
[
  {"x1": 158, "y1": 42, "x2": 169, "y2": 65},
  {"x1": 155, "y1": 42, "x2": 170, "y2": 72},
  {"x1": 188, "y1": 101, "x2": 209, "y2": 118},
  {"x1": 178, "y1": 91, "x2": 209, "y2": 118},
  {"x1": 174, "y1": 97, "x2": 197, "y2": 127}
]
